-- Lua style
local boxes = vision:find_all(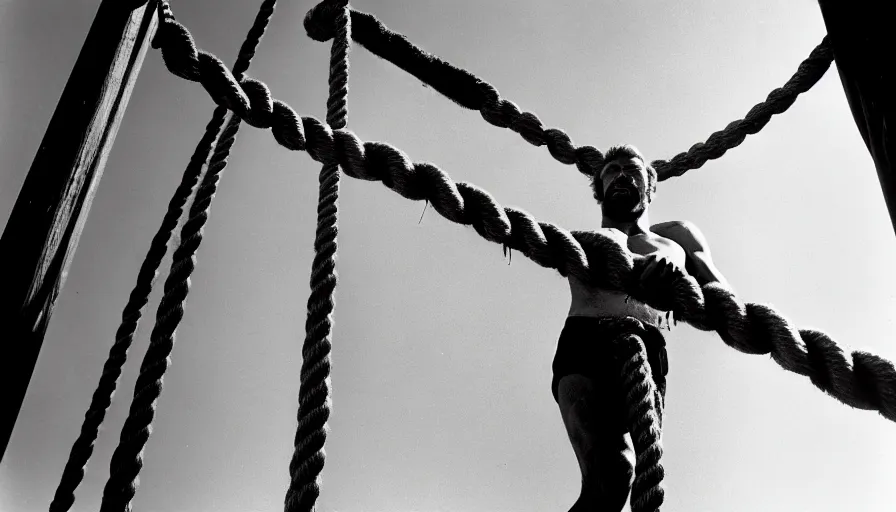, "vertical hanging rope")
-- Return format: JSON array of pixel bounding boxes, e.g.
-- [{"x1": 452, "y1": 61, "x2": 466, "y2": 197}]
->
[
  {"x1": 90, "y1": 2, "x2": 280, "y2": 511},
  {"x1": 284, "y1": 2, "x2": 350, "y2": 511},
  {"x1": 619, "y1": 334, "x2": 665, "y2": 512}
]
